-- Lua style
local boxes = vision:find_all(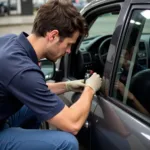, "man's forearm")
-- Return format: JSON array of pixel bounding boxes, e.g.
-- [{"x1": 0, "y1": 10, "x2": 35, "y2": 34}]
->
[
  {"x1": 47, "y1": 73, "x2": 101, "y2": 134},
  {"x1": 131, "y1": 95, "x2": 150, "y2": 116},
  {"x1": 69, "y1": 86, "x2": 94, "y2": 130},
  {"x1": 46, "y1": 82, "x2": 67, "y2": 94},
  {"x1": 47, "y1": 86, "x2": 94, "y2": 135}
]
